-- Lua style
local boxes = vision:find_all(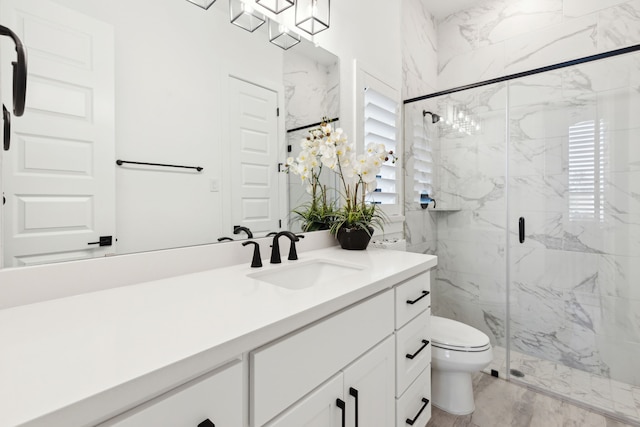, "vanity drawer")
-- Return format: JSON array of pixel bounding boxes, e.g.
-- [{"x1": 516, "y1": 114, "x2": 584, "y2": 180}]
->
[
  {"x1": 395, "y1": 270, "x2": 431, "y2": 329},
  {"x1": 396, "y1": 366, "x2": 431, "y2": 427},
  {"x1": 396, "y1": 308, "x2": 431, "y2": 396},
  {"x1": 100, "y1": 360, "x2": 243, "y2": 427},
  {"x1": 251, "y1": 290, "x2": 394, "y2": 427}
]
